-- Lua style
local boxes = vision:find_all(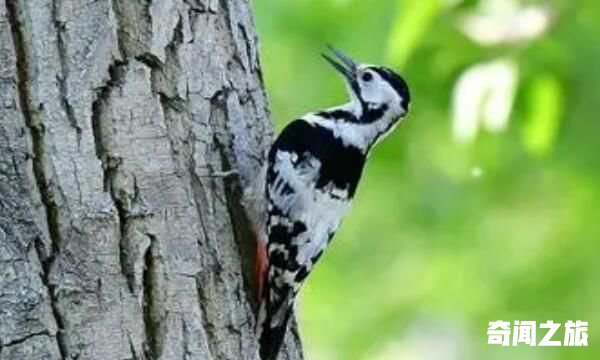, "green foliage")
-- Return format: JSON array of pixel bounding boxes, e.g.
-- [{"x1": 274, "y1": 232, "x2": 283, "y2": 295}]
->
[{"x1": 254, "y1": 1, "x2": 600, "y2": 359}]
